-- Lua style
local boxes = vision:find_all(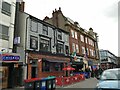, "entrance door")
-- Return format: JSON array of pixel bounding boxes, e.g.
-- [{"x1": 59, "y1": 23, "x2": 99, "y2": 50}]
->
[
  {"x1": 31, "y1": 67, "x2": 37, "y2": 78},
  {"x1": 14, "y1": 66, "x2": 23, "y2": 86}
]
